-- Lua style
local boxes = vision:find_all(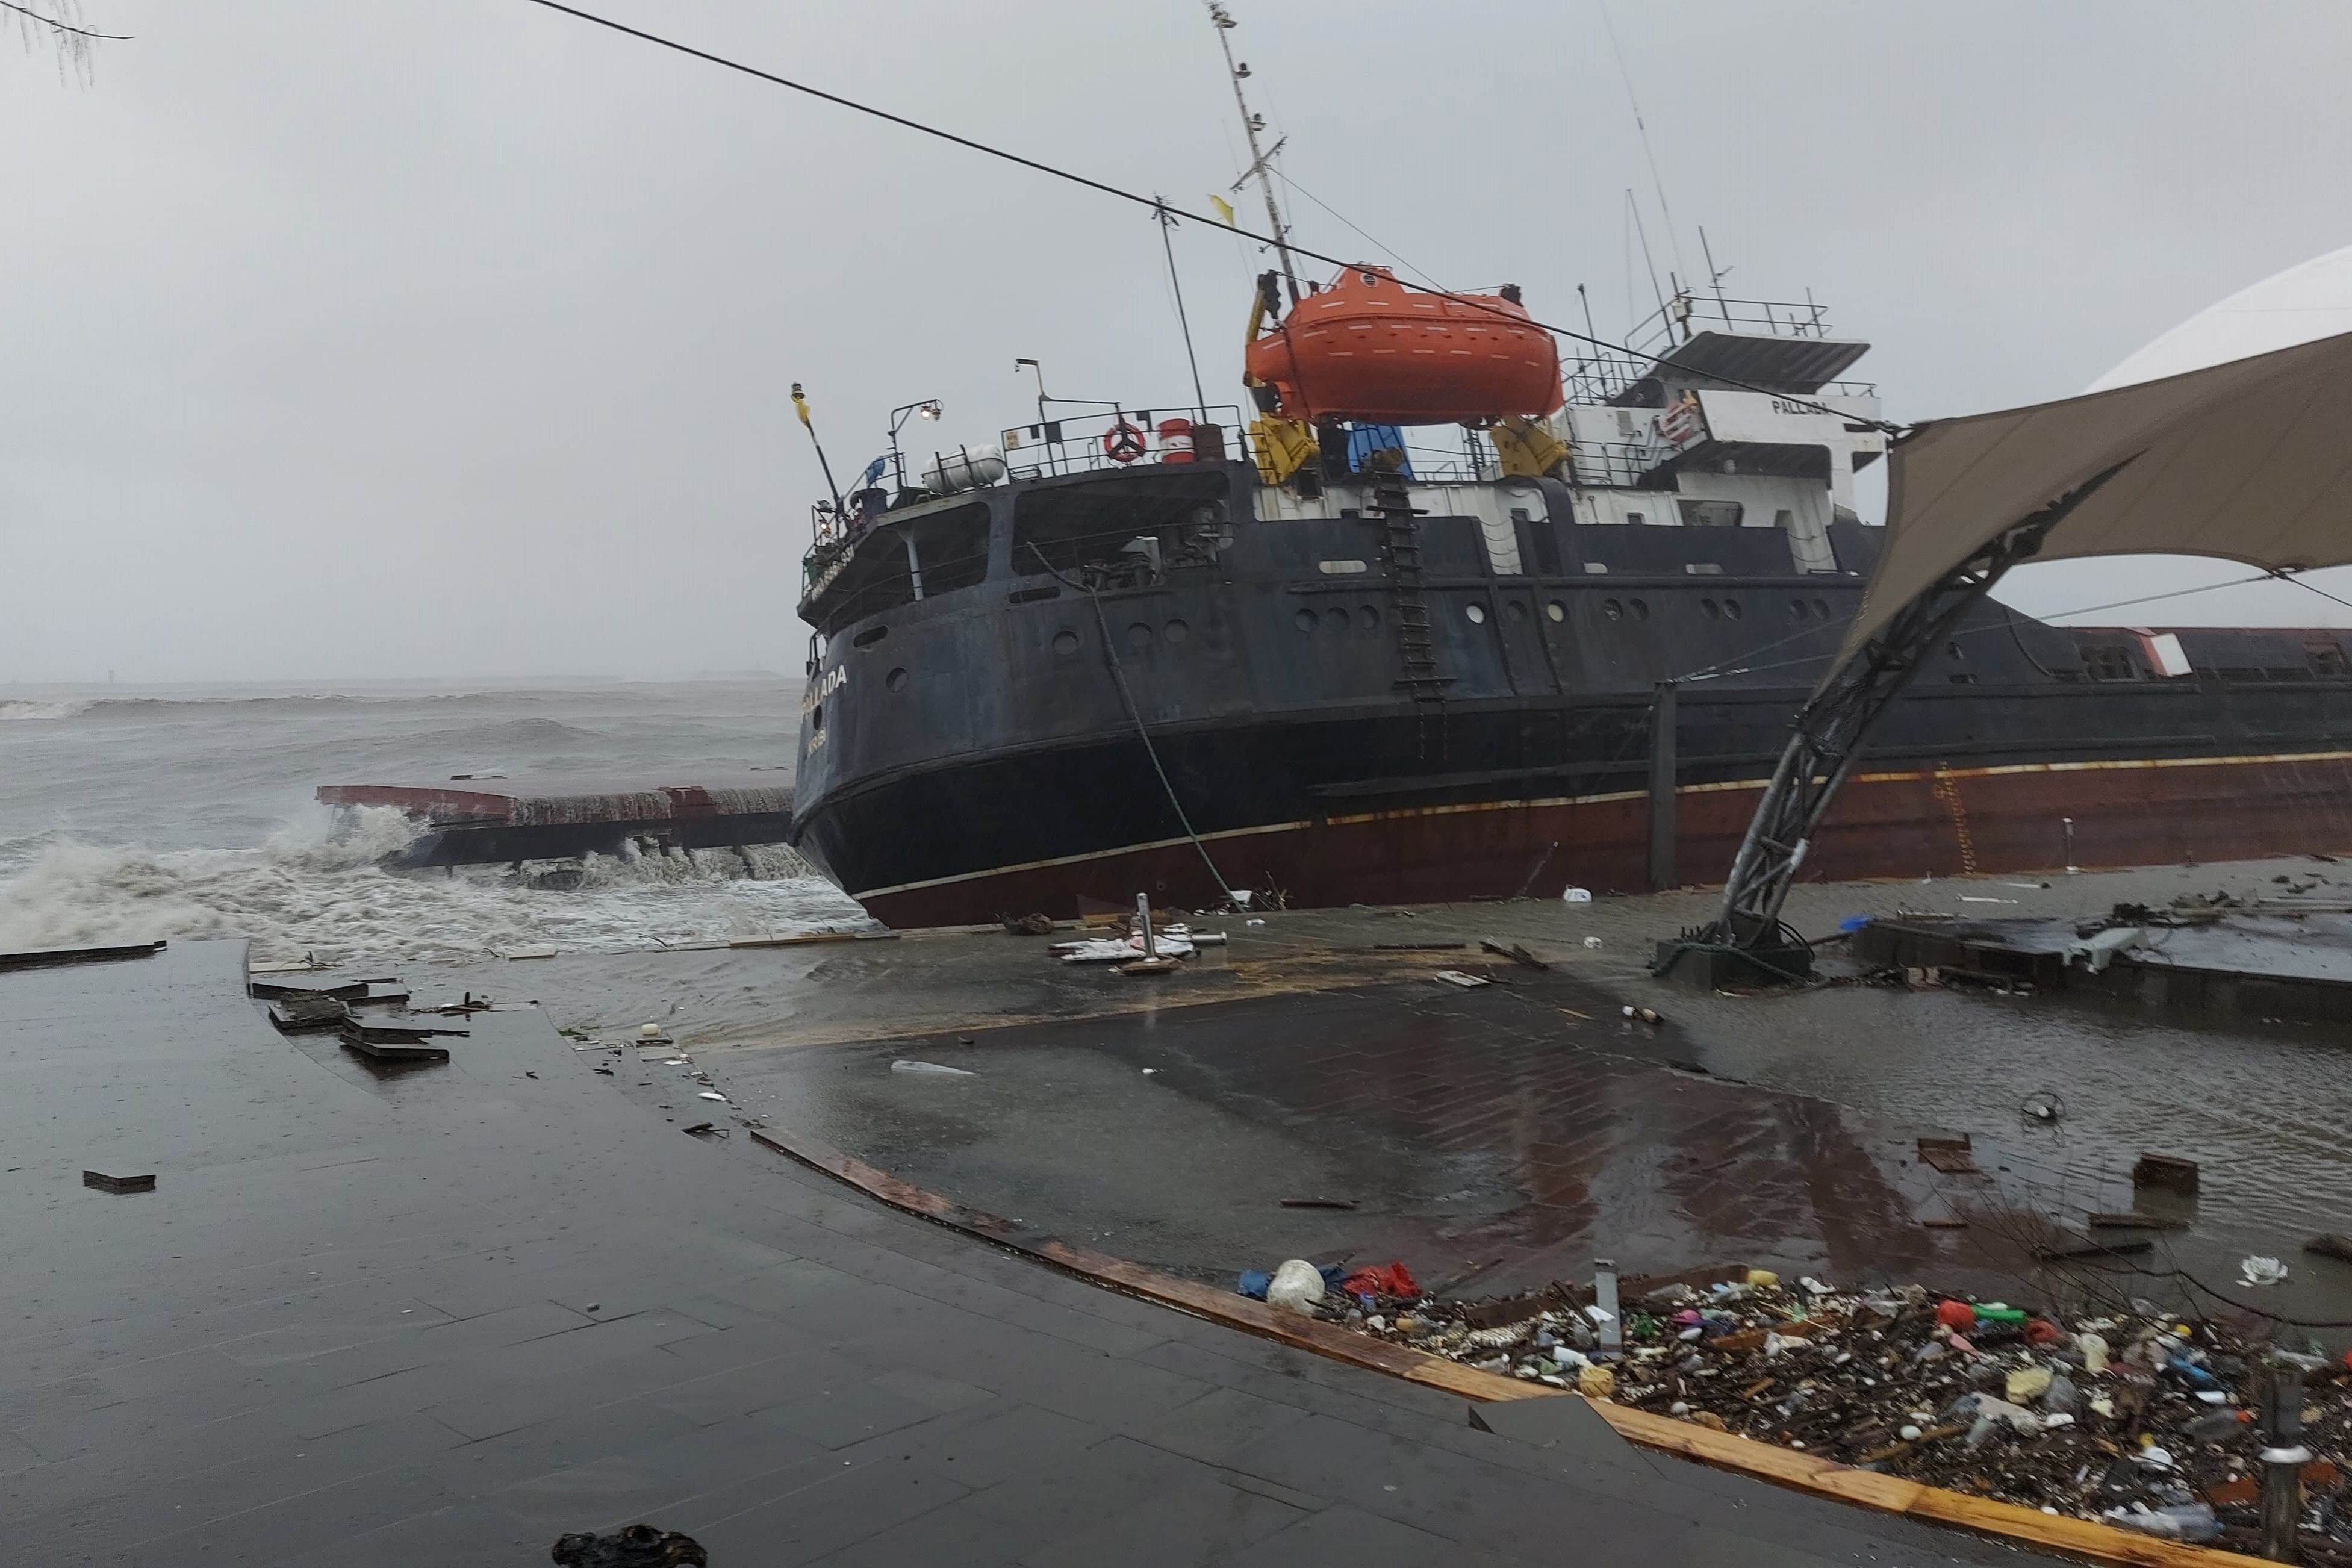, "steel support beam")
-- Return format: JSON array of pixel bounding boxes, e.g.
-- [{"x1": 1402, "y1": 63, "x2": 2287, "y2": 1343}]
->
[{"x1": 1672, "y1": 461, "x2": 2132, "y2": 968}]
